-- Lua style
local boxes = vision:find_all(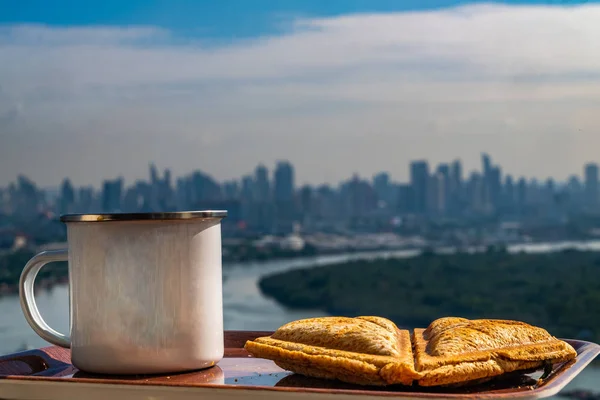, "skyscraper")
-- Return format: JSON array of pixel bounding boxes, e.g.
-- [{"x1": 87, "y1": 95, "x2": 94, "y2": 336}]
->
[
  {"x1": 164, "y1": 169, "x2": 172, "y2": 189},
  {"x1": 516, "y1": 177, "x2": 527, "y2": 208},
  {"x1": 427, "y1": 172, "x2": 446, "y2": 215},
  {"x1": 504, "y1": 175, "x2": 515, "y2": 208},
  {"x1": 77, "y1": 187, "x2": 95, "y2": 213},
  {"x1": 410, "y1": 160, "x2": 429, "y2": 214},
  {"x1": 254, "y1": 164, "x2": 270, "y2": 202},
  {"x1": 59, "y1": 178, "x2": 75, "y2": 214},
  {"x1": 148, "y1": 163, "x2": 160, "y2": 210},
  {"x1": 450, "y1": 160, "x2": 463, "y2": 187},
  {"x1": 482, "y1": 153, "x2": 491, "y2": 178},
  {"x1": 489, "y1": 166, "x2": 502, "y2": 209},
  {"x1": 299, "y1": 185, "x2": 314, "y2": 229},
  {"x1": 584, "y1": 163, "x2": 599, "y2": 207},
  {"x1": 239, "y1": 174, "x2": 255, "y2": 228},
  {"x1": 449, "y1": 160, "x2": 463, "y2": 215},
  {"x1": 101, "y1": 177, "x2": 123, "y2": 212},
  {"x1": 467, "y1": 172, "x2": 485, "y2": 213},
  {"x1": 251, "y1": 164, "x2": 273, "y2": 233},
  {"x1": 149, "y1": 163, "x2": 159, "y2": 186},
  {"x1": 436, "y1": 164, "x2": 450, "y2": 214},
  {"x1": 396, "y1": 184, "x2": 414, "y2": 214},
  {"x1": 373, "y1": 172, "x2": 392, "y2": 206},
  {"x1": 274, "y1": 161, "x2": 294, "y2": 202},
  {"x1": 241, "y1": 175, "x2": 255, "y2": 201},
  {"x1": 274, "y1": 161, "x2": 296, "y2": 233}
]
